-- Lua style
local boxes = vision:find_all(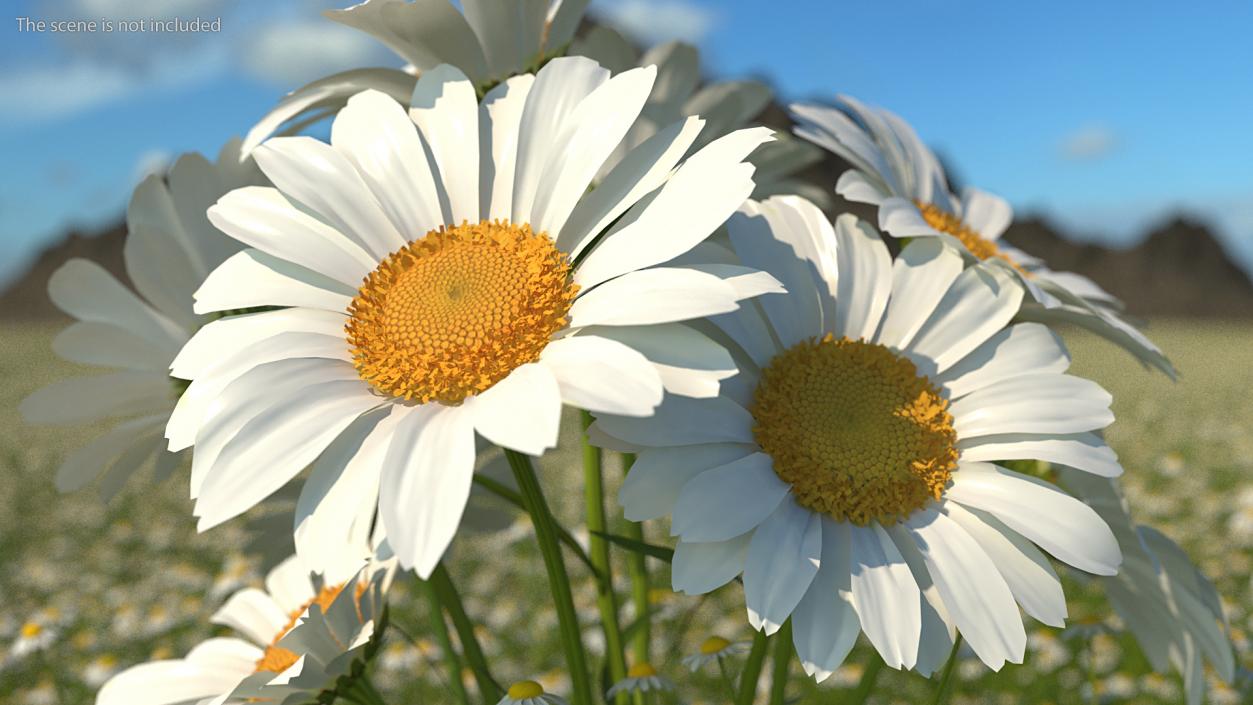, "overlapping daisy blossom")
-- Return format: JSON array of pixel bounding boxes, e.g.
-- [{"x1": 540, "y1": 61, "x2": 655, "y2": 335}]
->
[
  {"x1": 18, "y1": 139, "x2": 261, "y2": 499},
  {"x1": 242, "y1": 0, "x2": 590, "y2": 156},
  {"x1": 169, "y1": 56, "x2": 782, "y2": 578},
  {"x1": 790, "y1": 96, "x2": 1175, "y2": 378},
  {"x1": 597, "y1": 195, "x2": 1127, "y2": 678},
  {"x1": 98, "y1": 532, "x2": 394, "y2": 705}
]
